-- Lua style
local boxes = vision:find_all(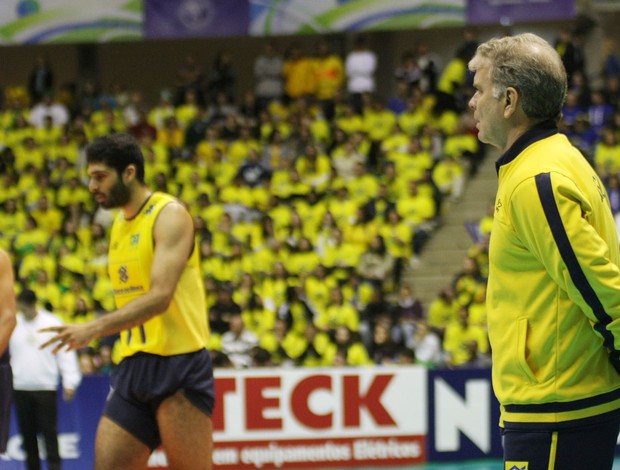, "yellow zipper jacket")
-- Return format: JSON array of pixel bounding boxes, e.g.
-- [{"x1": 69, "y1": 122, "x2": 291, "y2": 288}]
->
[{"x1": 489, "y1": 121, "x2": 620, "y2": 429}]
